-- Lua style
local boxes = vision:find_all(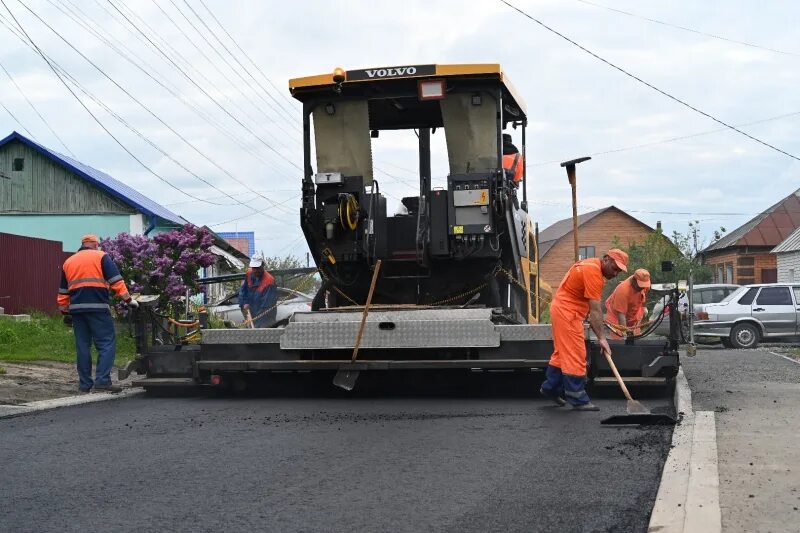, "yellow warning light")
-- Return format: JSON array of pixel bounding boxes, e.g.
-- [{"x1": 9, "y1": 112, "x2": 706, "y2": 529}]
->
[{"x1": 332, "y1": 67, "x2": 346, "y2": 84}]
